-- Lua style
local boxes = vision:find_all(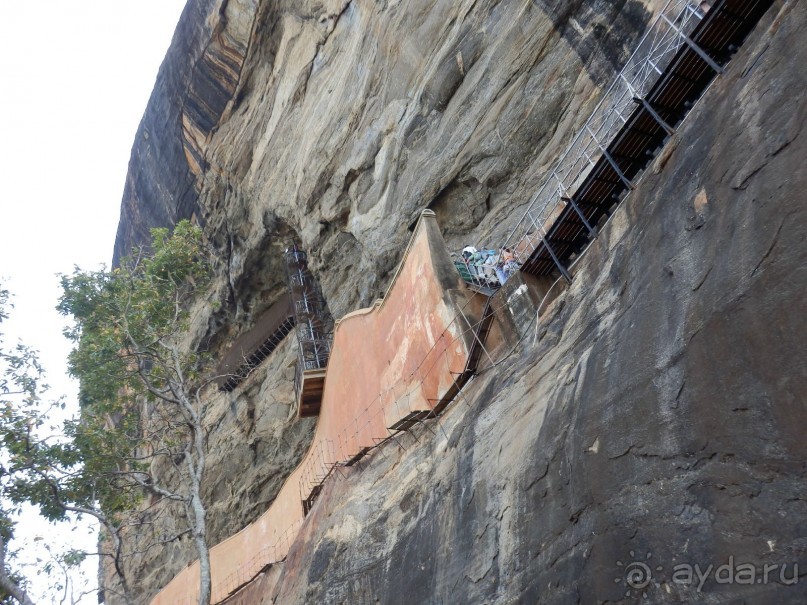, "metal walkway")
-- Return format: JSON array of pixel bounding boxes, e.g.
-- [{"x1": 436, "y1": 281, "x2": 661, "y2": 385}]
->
[
  {"x1": 219, "y1": 316, "x2": 296, "y2": 392},
  {"x1": 284, "y1": 246, "x2": 332, "y2": 417},
  {"x1": 505, "y1": 0, "x2": 774, "y2": 279},
  {"x1": 215, "y1": 295, "x2": 297, "y2": 392}
]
